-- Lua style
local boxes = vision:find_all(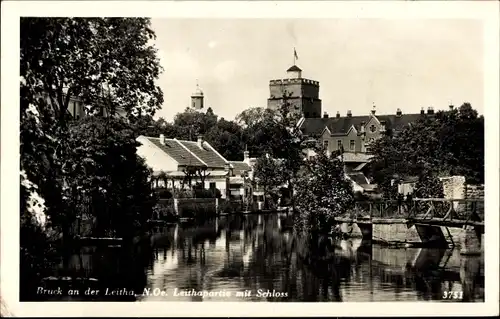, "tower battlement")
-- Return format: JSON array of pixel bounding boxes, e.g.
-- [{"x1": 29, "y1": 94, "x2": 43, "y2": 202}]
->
[
  {"x1": 267, "y1": 64, "x2": 322, "y2": 118},
  {"x1": 269, "y1": 78, "x2": 320, "y2": 86}
]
